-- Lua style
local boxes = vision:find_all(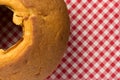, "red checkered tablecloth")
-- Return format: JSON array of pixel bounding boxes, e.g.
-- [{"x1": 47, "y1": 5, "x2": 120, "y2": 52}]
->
[
  {"x1": 0, "y1": 0, "x2": 120, "y2": 80},
  {"x1": 48, "y1": 0, "x2": 120, "y2": 80}
]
